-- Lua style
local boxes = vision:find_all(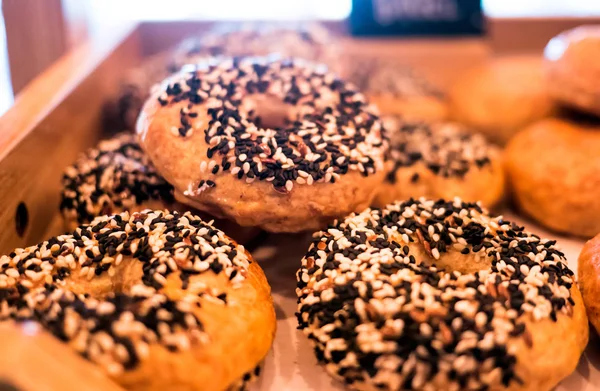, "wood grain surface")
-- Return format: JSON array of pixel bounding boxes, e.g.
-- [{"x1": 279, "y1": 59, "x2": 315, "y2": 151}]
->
[
  {"x1": 0, "y1": 23, "x2": 141, "y2": 254},
  {"x1": 2, "y1": 0, "x2": 68, "y2": 94}
]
